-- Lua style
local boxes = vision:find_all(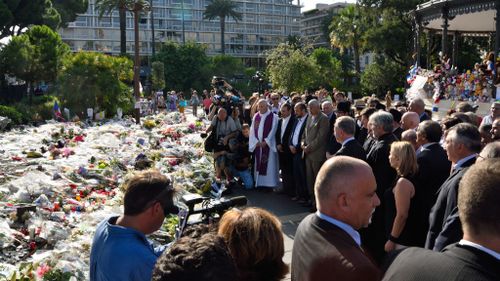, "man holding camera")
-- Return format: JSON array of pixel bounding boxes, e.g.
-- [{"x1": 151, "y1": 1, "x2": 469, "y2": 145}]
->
[
  {"x1": 205, "y1": 108, "x2": 239, "y2": 185},
  {"x1": 90, "y1": 170, "x2": 177, "y2": 281}
]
